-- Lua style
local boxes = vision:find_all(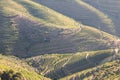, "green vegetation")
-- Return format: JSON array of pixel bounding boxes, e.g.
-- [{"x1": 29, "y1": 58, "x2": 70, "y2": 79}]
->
[
  {"x1": 83, "y1": 0, "x2": 120, "y2": 36},
  {"x1": 0, "y1": 0, "x2": 117, "y2": 57},
  {"x1": 0, "y1": 70, "x2": 24, "y2": 80},
  {"x1": 0, "y1": 0, "x2": 120, "y2": 80},
  {"x1": 33, "y1": 0, "x2": 118, "y2": 35},
  {"x1": 76, "y1": 0, "x2": 116, "y2": 34},
  {"x1": 0, "y1": 9, "x2": 18, "y2": 54},
  {"x1": 60, "y1": 58, "x2": 120, "y2": 80},
  {"x1": 26, "y1": 49, "x2": 114, "y2": 79},
  {"x1": 17, "y1": 23, "x2": 115, "y2": 57},
  {"x1": 15, "y1": 0, "x2": 80, "y2": 28},
  {"x1": 0, "y1": 0, "x2": 80, "y2": 29},
  {"x1": 0, "y1": 54, "x2": 50, "y2": 80}
]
